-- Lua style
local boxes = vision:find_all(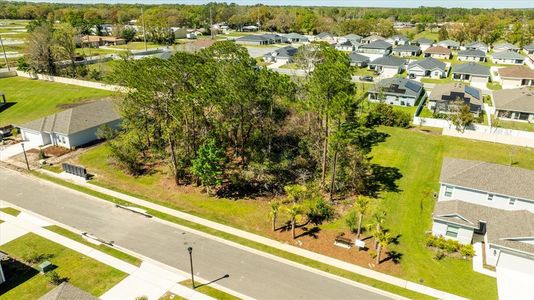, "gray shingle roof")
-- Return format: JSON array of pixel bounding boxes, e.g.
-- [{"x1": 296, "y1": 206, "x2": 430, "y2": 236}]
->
[
  {"x1": 525, "y1": 44, "x2": 534, "y2": 51},
  {"x1": 362, "y1": 35, "x2": 385, "y2": 42},
  {"x1": 453, "y1": 62, "x2": 490, "y2": 77},
  {"x1": 465, "y1": 41, "x2": 488, "y2": 48},
  {"x1": 343, "y1": 34, "x2": 362, "y2": 41},
  {"x1": 349, "y1": 52, "x2": 370, "y2": 63},
  {"x1": 369, "y1": 55, "x2": 406, "y2": 67},
  {"x1": 458, "y1": 49, "x2": 486, "y2": 58},
  {"x1": 18, "y1": 101, "x2": 120, "y2": 135},
  {"x1": 493, "y1": 87, "x2": 534, "y2": 114},
  {"x1": 40, "y1": 282, "x2": 98, "y2": 300},
  {"x1": 494, "y1": 42, "x2": 520, "y2": 51},
  {"x1": 236, "y1": 35, "x2": 270, "y2": 42},
  {"x1": 407, "y1": 57, "x2": 446, "y2": 71},
  {"x1": 361, "y1": 40, "x2": 392, "y2": 50},
  {"x1": 428, "y1": 83, "x2": 483, "y2": 108},
  {"x1": 265, "y1": 46, "x2": 298, "y2": 59},
  {"x1": 492, "y1": 50, "x2": 525, "y2": 60},
  {"x1": 437, "y1": 39, "x2": 460, "y2": 47},
  {"x1": 370, "y1": 77, "x2": 423, "y2": 97},
  {"x1": 440, "y1": 157, "x2": 534, "y2": 201},
  {"x1": 433, "y1": 200, "x2": 534, "y2": 254},
  {"x1": 412, "y1": 38, "x2": 434, "y2": 45},
  {"x1": 316, "y1": 32, "x2": 333, "y2": 39},
  {"x1": 283, "y1": 33, "x2": 308, "y2": 41},
  {"x1": 393, "y1": 44, "x2": 421, "y2": 53}
]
